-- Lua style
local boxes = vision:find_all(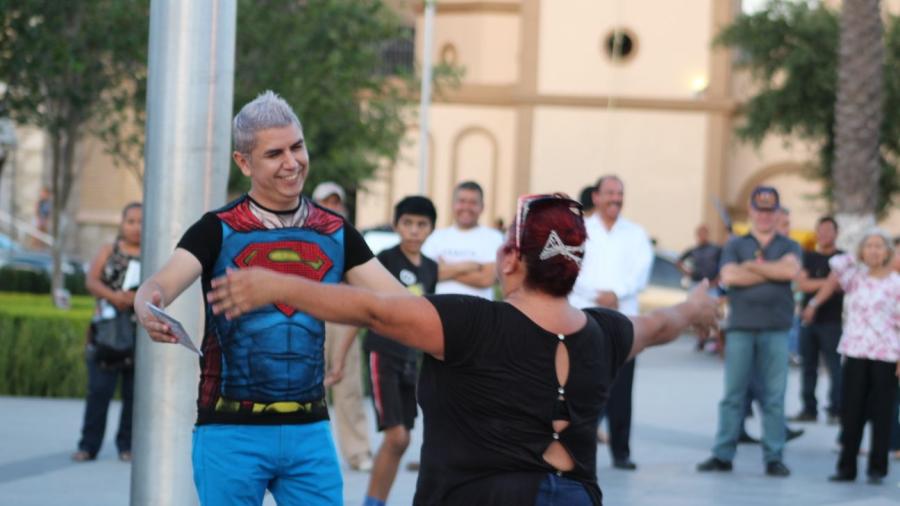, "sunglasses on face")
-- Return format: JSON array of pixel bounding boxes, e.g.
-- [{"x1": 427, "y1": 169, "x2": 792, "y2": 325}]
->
[{"x1": 514, "y1": 194, "x2": 584, "y2": 252}]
